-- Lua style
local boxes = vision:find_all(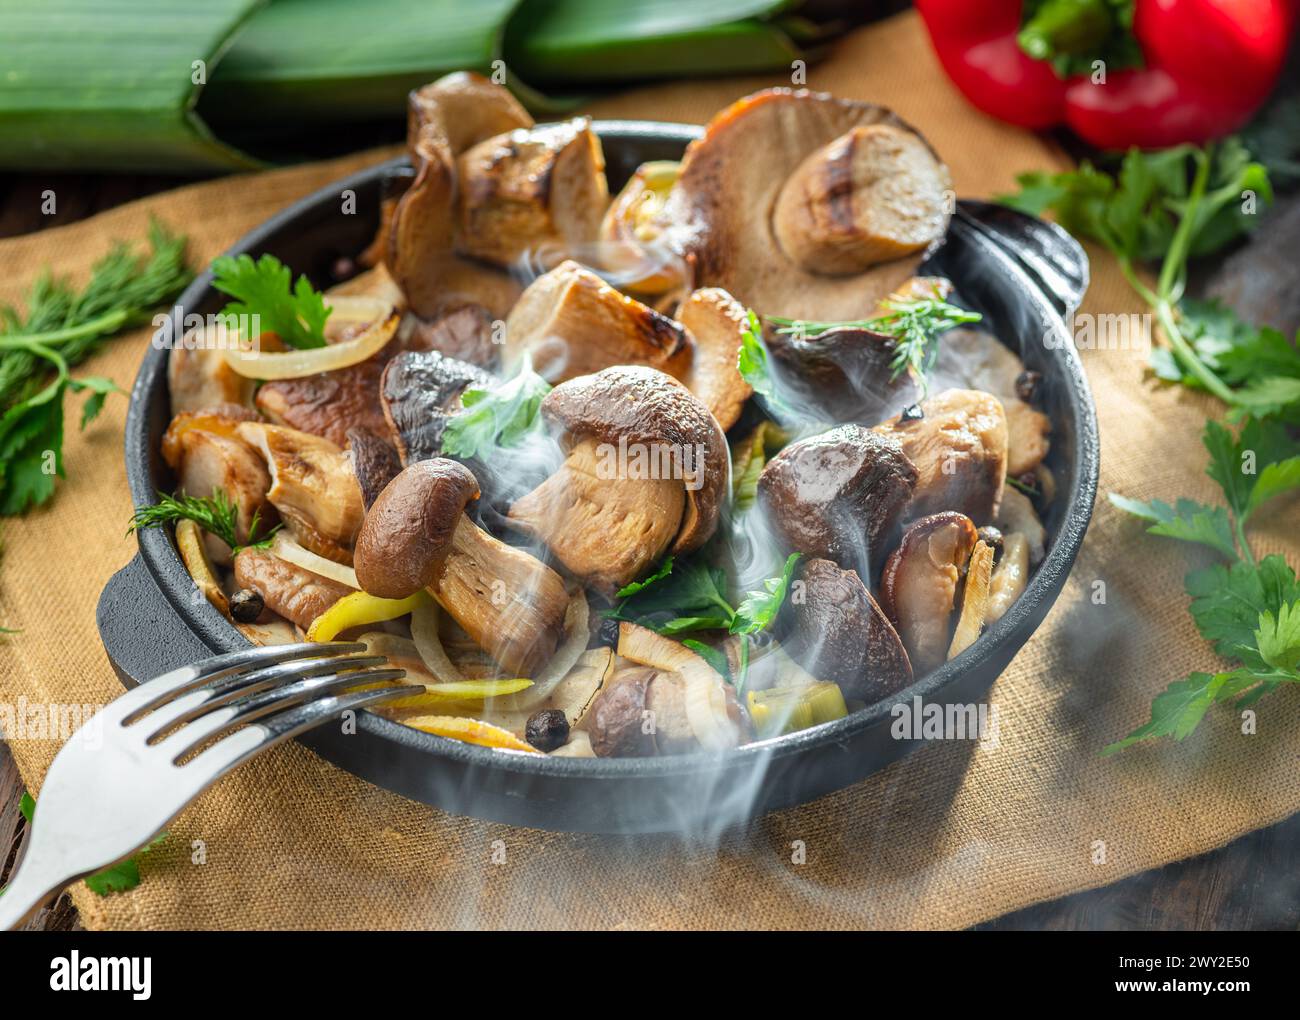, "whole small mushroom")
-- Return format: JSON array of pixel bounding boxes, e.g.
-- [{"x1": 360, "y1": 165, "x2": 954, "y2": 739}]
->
[{"x1": 354, "y1": 458, "x2": 569, "y2": 676}]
